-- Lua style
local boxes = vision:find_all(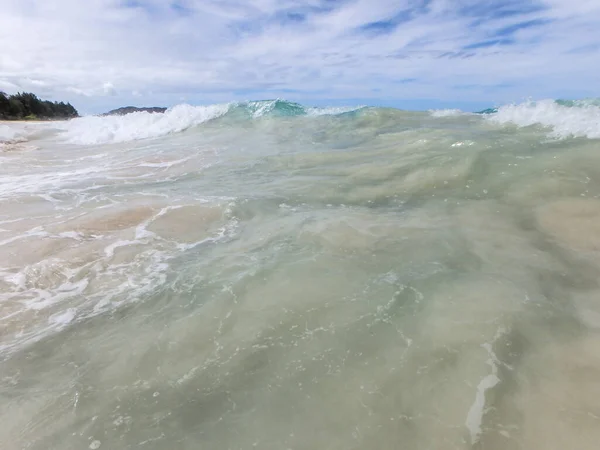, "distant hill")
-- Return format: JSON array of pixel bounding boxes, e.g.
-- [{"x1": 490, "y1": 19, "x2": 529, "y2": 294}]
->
[
  {"x1": 103, "y1": 106, "x2": 167, "y2": 116},
  {"x1": 0, "y1": 92, "x2": 78, "y2": 120}
]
